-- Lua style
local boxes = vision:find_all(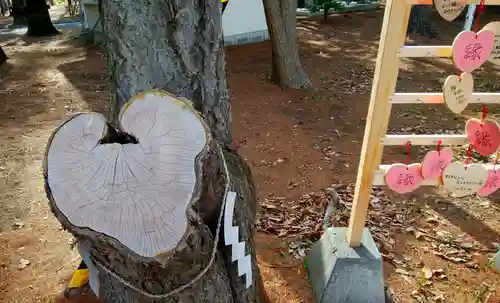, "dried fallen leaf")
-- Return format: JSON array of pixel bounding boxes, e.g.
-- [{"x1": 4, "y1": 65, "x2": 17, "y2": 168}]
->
[
  {"x1": 422, "y1": 266, "x2": 433, "y2": 279},
  {"x1": 18, "y1": 258, "x2": 30, "y2": 270},
  {"x1": 433, "y1": 251, "x2": 469, "y2": 263},
  {"x1": 261, "y1": 203, "x2": 277, "y2": 210},
  {"x1": 433, "y1": 269, "x2": 447, "y2": 280},
  {"x1": 395, "y1": 268, "x2": 411, "y2": 276},
  {"x1": 12, "y1": 222, "x2": 24, "y2": 230}
]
